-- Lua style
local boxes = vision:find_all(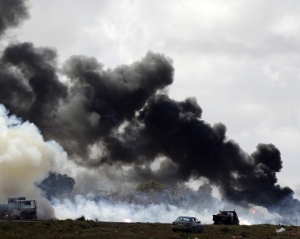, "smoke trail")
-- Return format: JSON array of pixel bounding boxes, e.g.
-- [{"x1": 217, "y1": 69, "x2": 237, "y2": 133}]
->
[{"x1": 0, "y1": 104, "x2": 68, "y2": 219}]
